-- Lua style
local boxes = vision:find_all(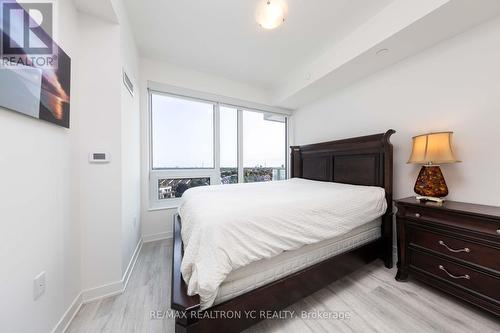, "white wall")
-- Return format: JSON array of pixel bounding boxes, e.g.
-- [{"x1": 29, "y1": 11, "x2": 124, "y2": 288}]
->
[
  {"x1": 0, "y1": 1, "x2": 141, "y2": 331},
  {"x1": 76, "y1": 0, "x2": 141, "y2": 292},
  {"x1": 115, "y1": 0, "x2": 141, "y2": 275},
  {"x1": 75, "y1": 13, "x2": 123, "y2": 291},
  {"x1": 0, "y1": 1, "x2": 81, "y2": 332},
  {"x1": 139, "y1": 58, "x2": 272, "y2": 239},
  {"x1": 293, "y1": 16, "x2": 500, "y2": 206}
]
